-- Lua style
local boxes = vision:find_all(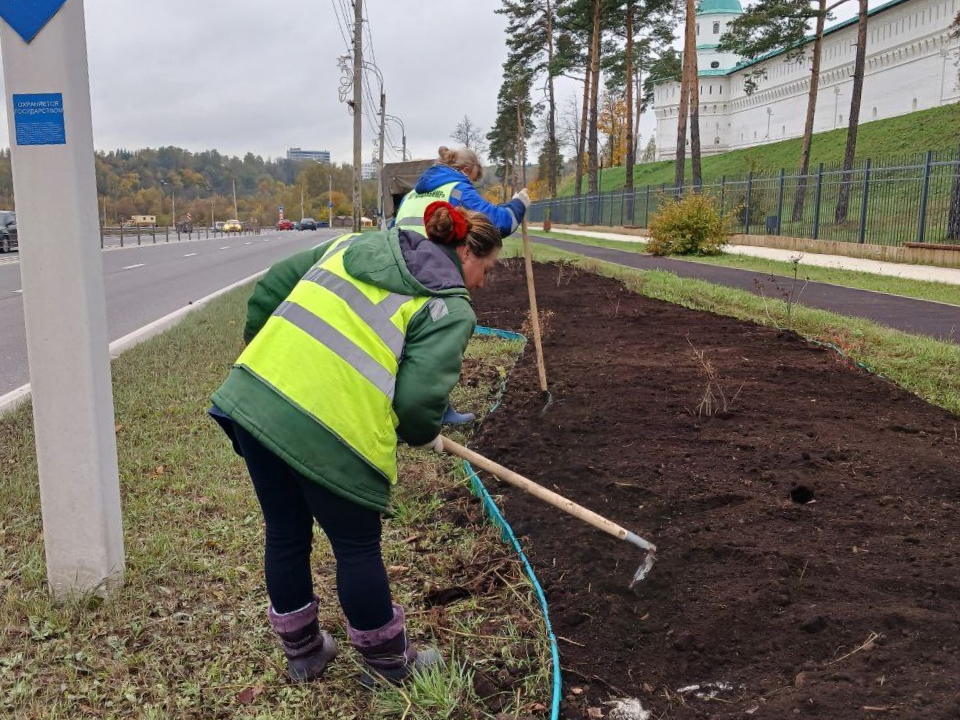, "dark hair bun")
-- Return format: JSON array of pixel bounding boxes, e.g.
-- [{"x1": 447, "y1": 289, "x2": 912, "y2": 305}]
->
[{"x1": 426, "y1": 206, "x2": 456, "y2": 244}]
